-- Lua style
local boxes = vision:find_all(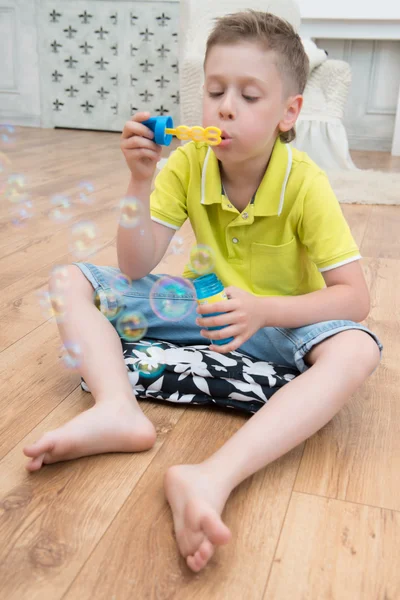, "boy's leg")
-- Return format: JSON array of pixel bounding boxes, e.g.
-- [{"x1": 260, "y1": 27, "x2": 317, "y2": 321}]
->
[
  {"x1": 164, "y1": 330, "x2": 381, "y2": 572},
  {"x1": 24, "y1": 265, "x2": 157, "y2": 471}
]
